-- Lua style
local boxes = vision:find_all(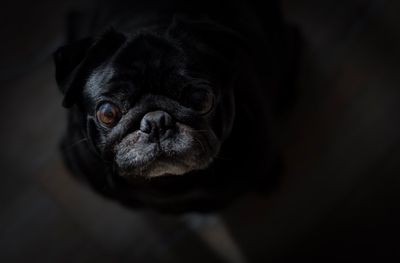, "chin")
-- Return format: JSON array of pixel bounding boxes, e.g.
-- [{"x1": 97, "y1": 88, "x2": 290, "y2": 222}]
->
[{"x1": 112, "y1": 119, "x2": 220, "y2": 179}]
